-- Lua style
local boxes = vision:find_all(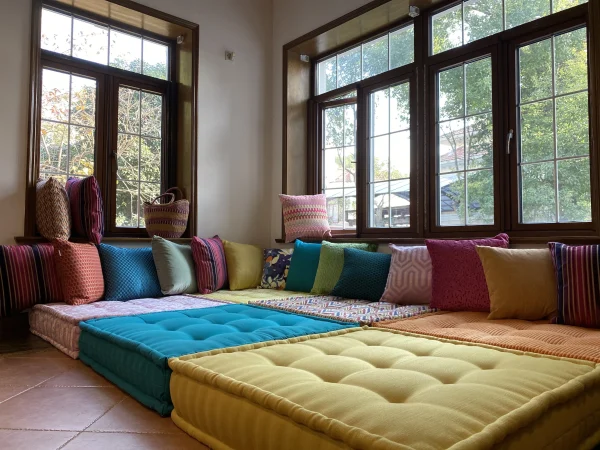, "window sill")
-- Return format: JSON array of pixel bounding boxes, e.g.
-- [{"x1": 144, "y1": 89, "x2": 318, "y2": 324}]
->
[{"x1": 14, "y1": 236, "x2": 192, "y2": 245}]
